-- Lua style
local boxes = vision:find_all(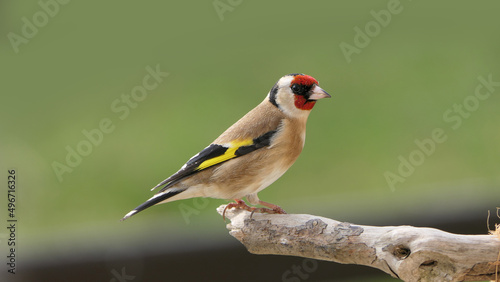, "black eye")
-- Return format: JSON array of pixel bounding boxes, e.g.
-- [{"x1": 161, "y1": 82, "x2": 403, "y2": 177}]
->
[{"x1": 291, "y1": 83, "x2": 311, "y2": 96}]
